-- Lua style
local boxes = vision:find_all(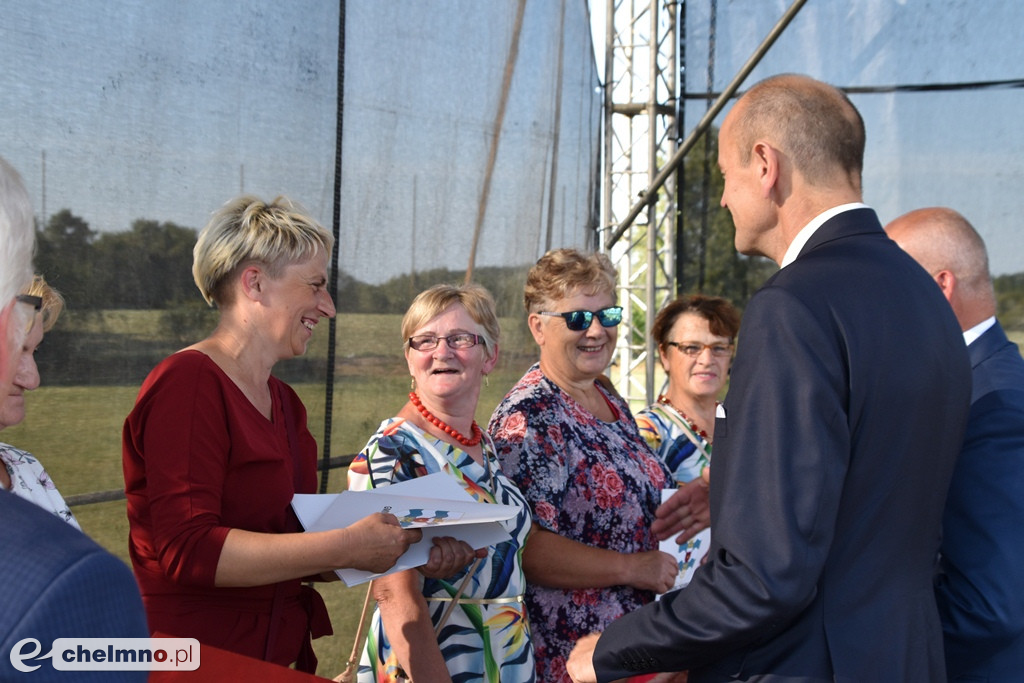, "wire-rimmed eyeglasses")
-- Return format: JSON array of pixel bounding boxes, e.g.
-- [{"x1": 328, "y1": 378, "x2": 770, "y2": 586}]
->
[
  {"x1": 15, "y1": 293, "x2": 42, "y2": 336},
  {"x1": 665, "y1": 341, "x2": 734, "y2": 358},
  {"x1": 408, "y1": 333, "x2": 483, "y2": 351},
  {"x1": 15, "y1": 294, "x2": 42, "y2": 311}
]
